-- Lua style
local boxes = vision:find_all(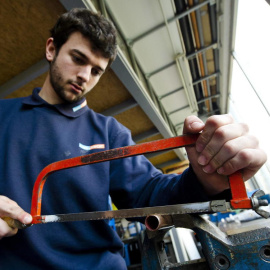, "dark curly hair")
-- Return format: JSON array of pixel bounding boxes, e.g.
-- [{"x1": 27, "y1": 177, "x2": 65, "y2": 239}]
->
[{"x1": 50, "y1": 8, "x2": 117, "y2": 67}]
